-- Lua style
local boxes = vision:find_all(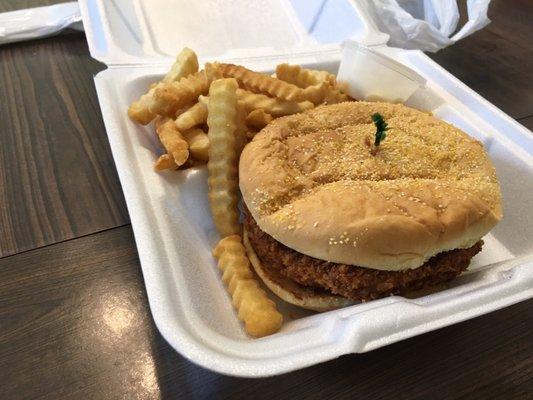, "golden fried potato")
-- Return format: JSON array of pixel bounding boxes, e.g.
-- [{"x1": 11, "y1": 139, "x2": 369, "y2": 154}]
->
[
  {"x1": 207, "y1": 78, "x2": 241, "y2": 237},
  {"x1": 156, "y1": 118, "x2": 189, "y2": 167},
  {"x1": 245, "y1": 109, "x2": 273, "y2": 131},
  {"x1": 128, "y1": 100, "x2": 156, "y2": 126},
  {"x1": 236, "y1": 89, "x2": 313, "y2": 117},
  {"x1": 175, "y1": 101, "x2": 208, "y2": 131},
  {"x1": 200, "y1": 96, "x2": 248, "y2": 151},
  {"x1": 128, "y1": 48, "x2": 199, "y2": 125},
  {"x1": 276, "y1": 63, "x2": 349, "y2": 104},
  {"x1": 154, "y1": 154, "x2": 178, "y2": 171},
  {"x1": 213, "y1": 235, "x2": 283, "y2": 337},
  {"x1": 324, "y1": 87, "x2": 351, "y2": 104},
  {"x1": 162, "y1": 47, "x2": 199, "y2": 84},
  {"x1": 198, "y1": 94, "x2": 209, "y2": 106},
  {"x1": 275, "y1": 63, "x2": 336, "y2": 88},
  {"x1": 217, "y1": 63, "x2": 328, "y2": 104},
  {"x1": 182, "y1": 127, "x2": 209, "y2": 163},
  {"x1": 235, "y1": 101, "x2": 249, "y2": 152},
  {"x1": 151, "y1": 63, "x2": 221, "y2": 118}
]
